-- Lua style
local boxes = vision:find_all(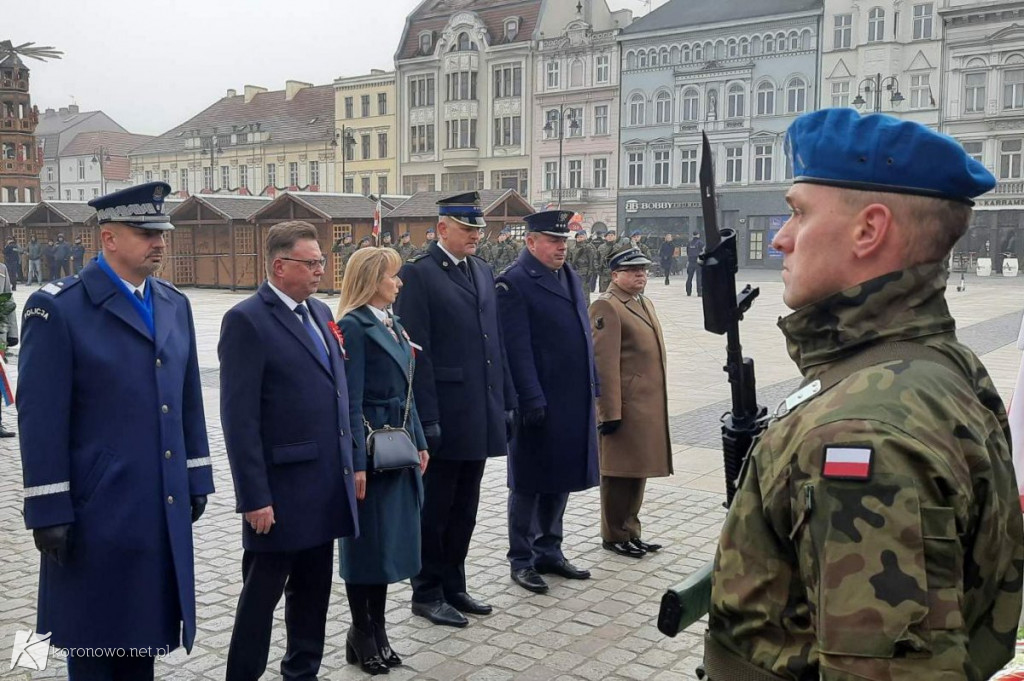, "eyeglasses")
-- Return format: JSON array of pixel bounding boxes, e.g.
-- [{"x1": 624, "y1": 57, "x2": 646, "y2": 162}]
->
[{"x1": 280, "y1": 256, "x2": 327, "y2": 270}]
